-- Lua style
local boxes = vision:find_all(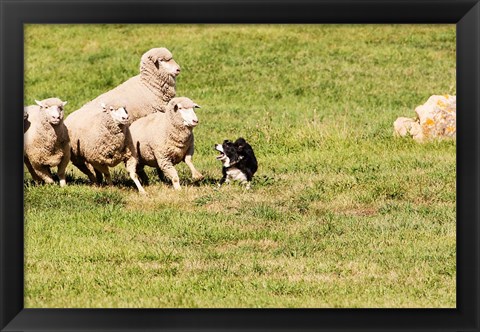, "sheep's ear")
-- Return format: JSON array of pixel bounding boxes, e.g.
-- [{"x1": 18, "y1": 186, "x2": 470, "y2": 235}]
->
[
  {"x1": 35, "y1": 100, "x2": 44, "y2": 107},
  {"x1": 194, "y1": 103, "x2": 201, "y2": 109},
  {"x1": 62, "y1": 101, "x2": 68, "y2": 107},
  {"x1": 152, "y1": 56, "x2": 160, "y2": 69}
]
